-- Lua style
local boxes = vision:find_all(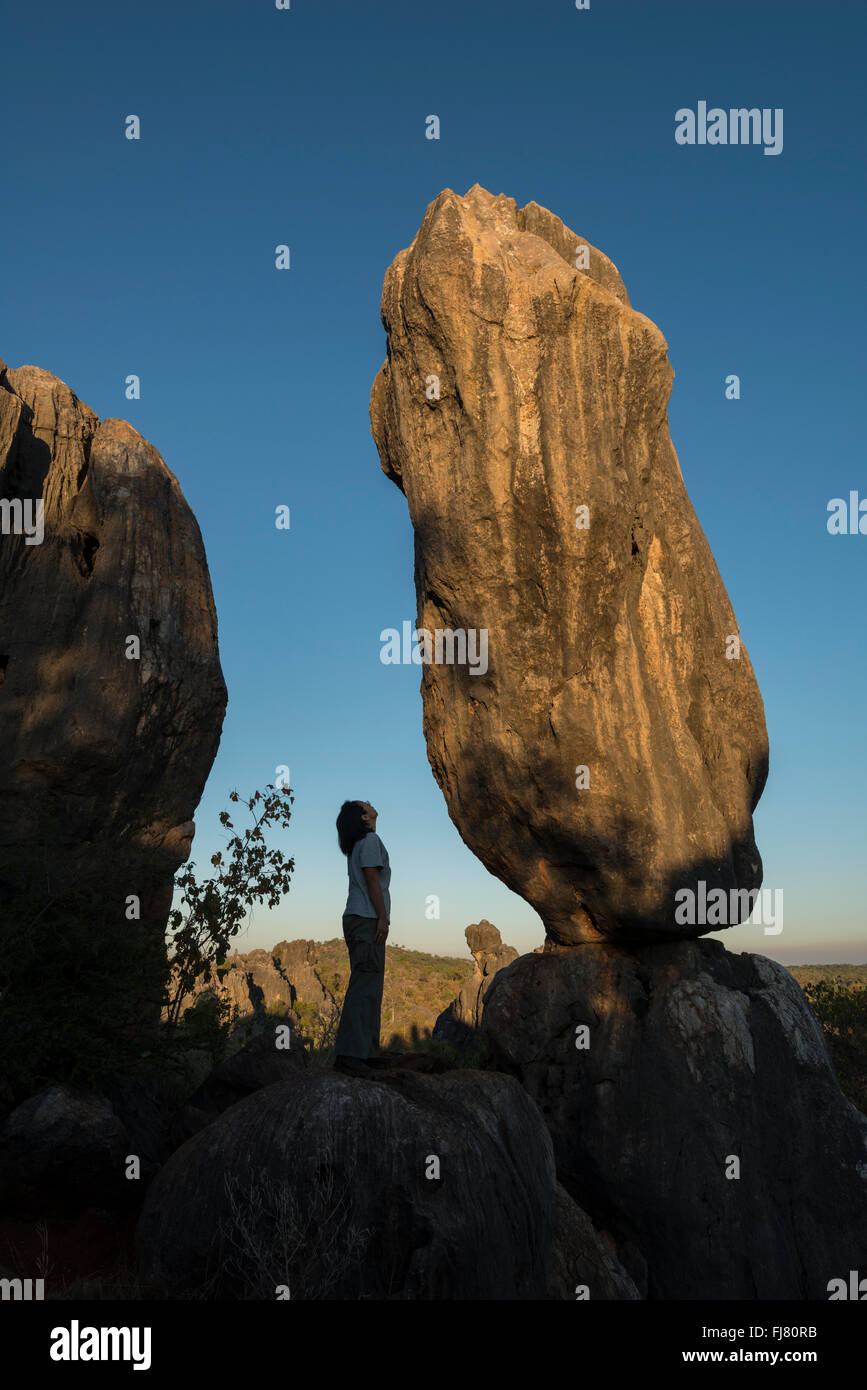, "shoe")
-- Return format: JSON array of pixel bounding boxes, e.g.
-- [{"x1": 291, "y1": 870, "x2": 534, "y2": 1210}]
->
[{"x1": 333, "y1": 1054, "x2": 375, "y2": 1078}]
